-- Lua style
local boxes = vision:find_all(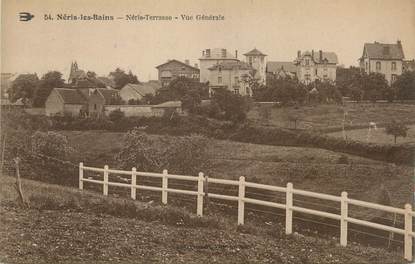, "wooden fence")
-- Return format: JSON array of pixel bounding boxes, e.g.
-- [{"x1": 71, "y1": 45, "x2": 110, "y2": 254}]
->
[{"x1": 78, "y1": 163, "x2": 414, "y2": 261}]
